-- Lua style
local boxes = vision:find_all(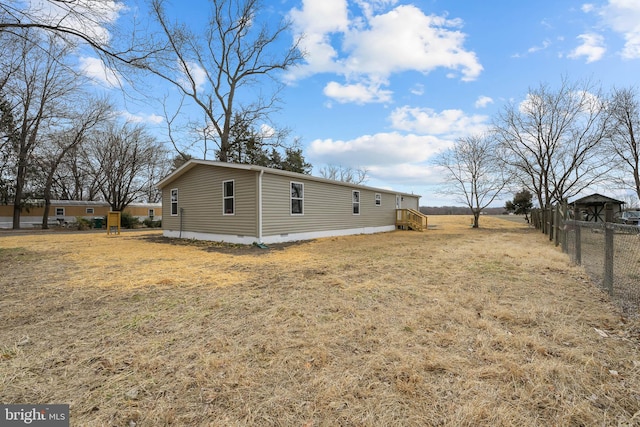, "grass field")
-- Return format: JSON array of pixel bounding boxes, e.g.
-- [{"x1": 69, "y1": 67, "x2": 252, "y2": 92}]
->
[{"x1": 1, "y1": 216, "x2": 639, "y2": 426}]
